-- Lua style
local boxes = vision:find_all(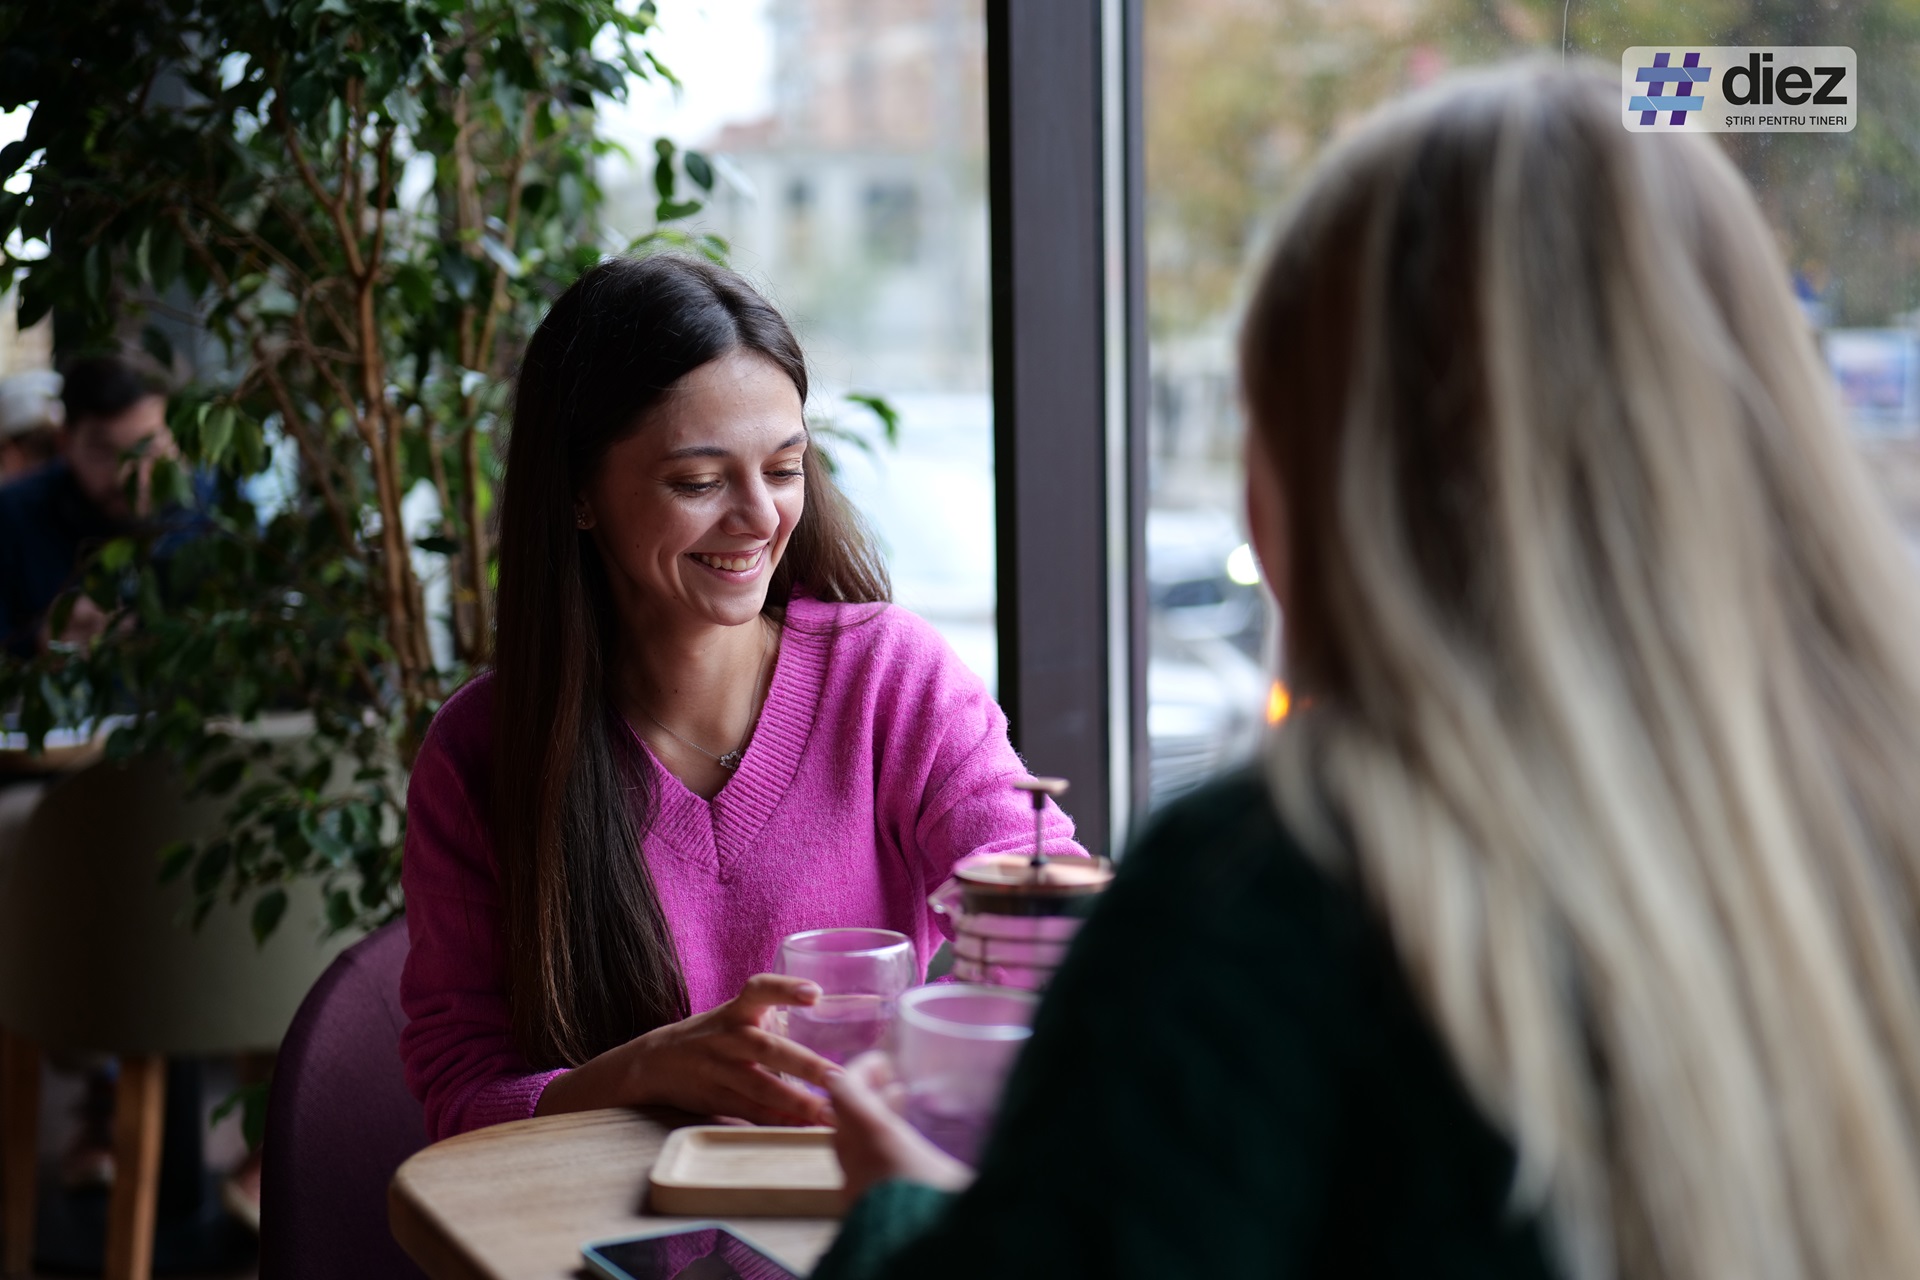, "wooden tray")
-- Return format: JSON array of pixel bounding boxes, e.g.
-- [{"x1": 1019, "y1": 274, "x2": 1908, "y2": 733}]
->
[{"x1": 648, "y1": 1126, "x2": 845, "y2": 1218}]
